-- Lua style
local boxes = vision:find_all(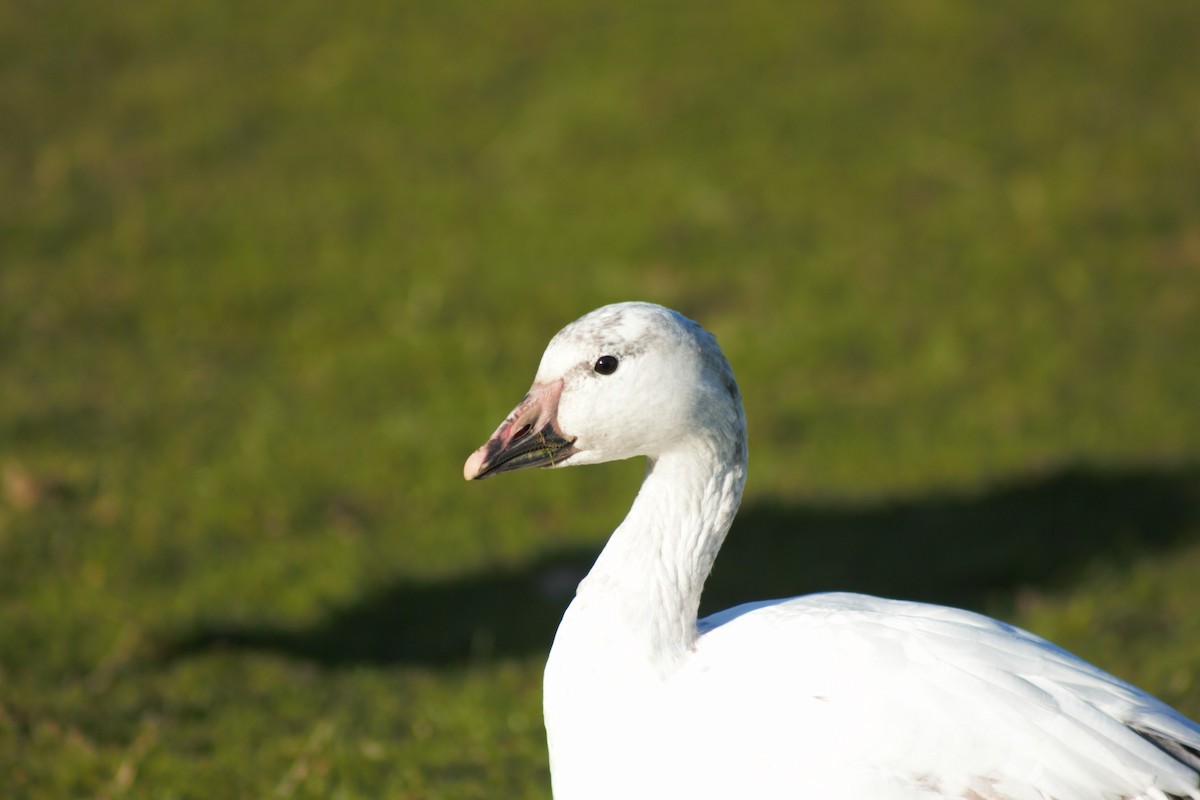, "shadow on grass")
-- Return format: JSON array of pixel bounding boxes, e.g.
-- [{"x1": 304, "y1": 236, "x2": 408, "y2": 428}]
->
[{"x1": 163, "y1": 462, "x2": 1199, "y2": 669}]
